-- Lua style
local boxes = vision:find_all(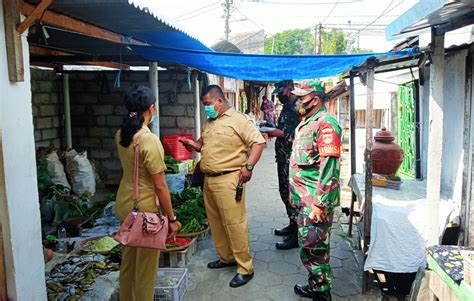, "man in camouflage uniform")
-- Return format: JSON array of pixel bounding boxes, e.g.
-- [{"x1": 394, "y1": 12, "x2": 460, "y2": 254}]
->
[
  {"x1": 267, "y1": 80, "x2": 301, "y2": 250},
  {"x1": 289, "y1": 81, "x2": 341, "y2": 301}
]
